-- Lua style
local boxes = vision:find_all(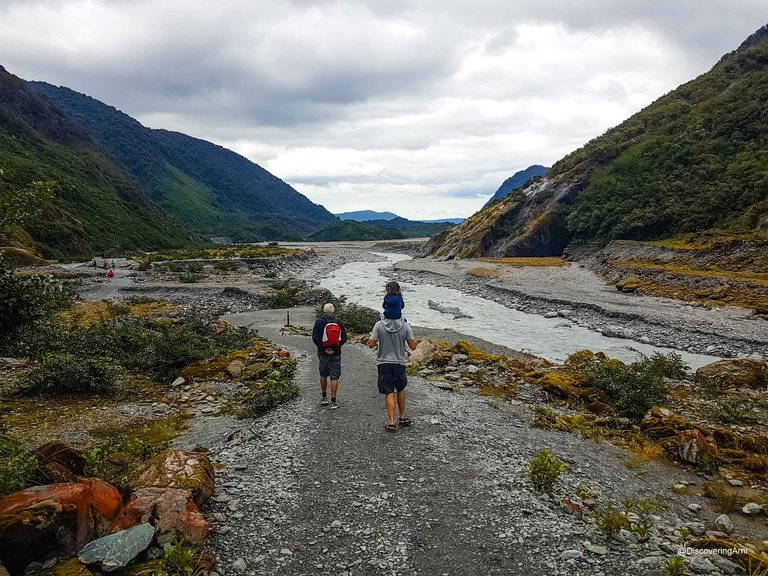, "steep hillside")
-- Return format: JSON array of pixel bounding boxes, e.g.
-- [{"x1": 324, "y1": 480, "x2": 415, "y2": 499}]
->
[
  {"x1": 28, "y1": 82, "x2": 337, "y2": 241},
  {"x1": 0, "y1": 66, "x2": 189, "y2": 258},
  {"x1": 483, "y1": 165, "x2": 549, "y2": 207},
  {"x1": 425, "y1": 23, "x2": 768, "y2": 259}
]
